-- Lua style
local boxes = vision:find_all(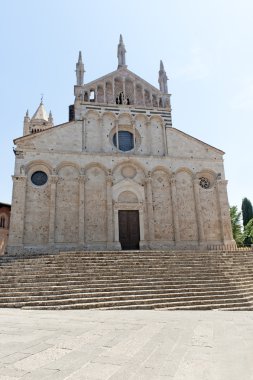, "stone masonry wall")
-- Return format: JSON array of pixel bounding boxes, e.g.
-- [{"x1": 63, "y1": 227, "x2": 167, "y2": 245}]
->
[{"x1": 7, "y1": 109, "x2": 235, "y2": 253}]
